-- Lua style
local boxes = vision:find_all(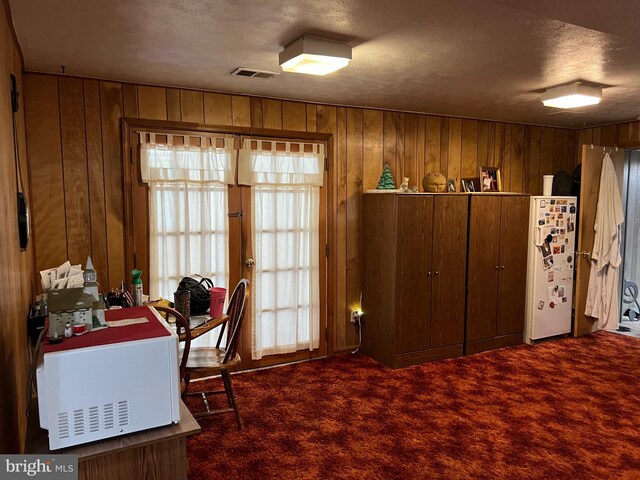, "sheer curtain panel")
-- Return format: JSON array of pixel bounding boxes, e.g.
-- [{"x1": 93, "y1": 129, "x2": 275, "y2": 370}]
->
[
  {"x1": 239, "y1": 139, "x2": 324, "y2": 360},
  {"x1": 140, "y1": 133, "x2": 235, "y2": 304}
]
